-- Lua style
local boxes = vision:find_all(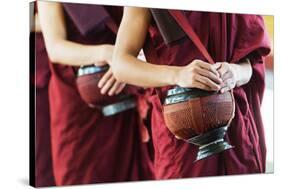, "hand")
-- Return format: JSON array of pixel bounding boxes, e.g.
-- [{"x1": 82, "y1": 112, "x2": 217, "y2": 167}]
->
[
  {"x1": 175, "y1": 59, "x2": 223, "y2": 91},
  {"x1": 212, "y1": 62, "x2": 238, "y2": 93},
  {"x1": 98, "y1": 68, "x2": 126, "y2": 96}
]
